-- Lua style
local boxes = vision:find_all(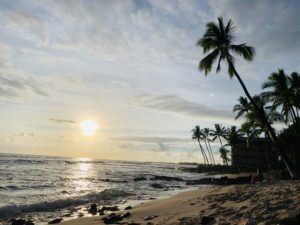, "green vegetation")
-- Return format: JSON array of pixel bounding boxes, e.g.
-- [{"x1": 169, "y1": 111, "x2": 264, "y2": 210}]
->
[{"x1": 194, "y1": 17, "x2": 300, "y2": 179}]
